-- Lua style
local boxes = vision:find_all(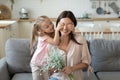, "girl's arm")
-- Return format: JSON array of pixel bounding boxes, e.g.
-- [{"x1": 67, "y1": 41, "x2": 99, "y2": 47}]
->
[
  {"x1": 46, "y1": 29, "x2": 60, "y2": 45},
  {"x1": 46, "y1": 23, "x2": 62, "y2": 45}
]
